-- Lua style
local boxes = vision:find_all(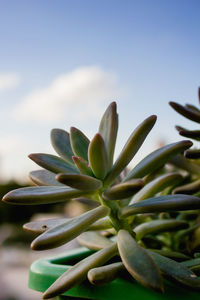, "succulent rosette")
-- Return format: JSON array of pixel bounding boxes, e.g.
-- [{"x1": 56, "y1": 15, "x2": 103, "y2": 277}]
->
[{"x1": 3, "y1": 102, "x2": 200, "y2": 299}]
